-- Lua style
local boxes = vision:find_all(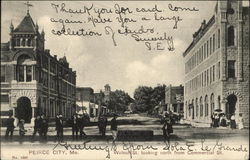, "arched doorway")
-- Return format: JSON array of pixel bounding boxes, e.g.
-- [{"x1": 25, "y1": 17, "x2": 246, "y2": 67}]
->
[
  {"x1": 226, "y1": 94, "x2": 237, "y2": 119},
  {"x1": 16, "y1": 97, "x2": 32, "y2": 123}
]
